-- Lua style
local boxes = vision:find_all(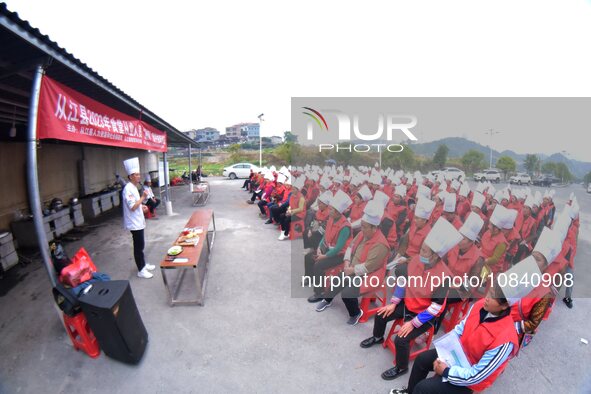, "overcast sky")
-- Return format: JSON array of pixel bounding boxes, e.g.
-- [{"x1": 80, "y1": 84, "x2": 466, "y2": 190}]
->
[{"x1": 5, "y1": 0, "x2": 591, "y2": 160}]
